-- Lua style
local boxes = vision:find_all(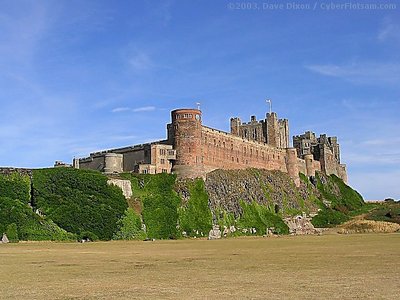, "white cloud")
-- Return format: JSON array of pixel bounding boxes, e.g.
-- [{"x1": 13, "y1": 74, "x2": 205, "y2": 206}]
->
[
  {"x1": 111, "y1": 107, "x2": 130, "y2": 113},
  {"x1": 305, "y1": 63, "x2": 400, "y2": 86},
  {"x1": 111, "y1": 106, "x2": 156, "y2": 113},
  {"x1": 132, "y1": 106, "x2": 156, "y2": 112}
]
